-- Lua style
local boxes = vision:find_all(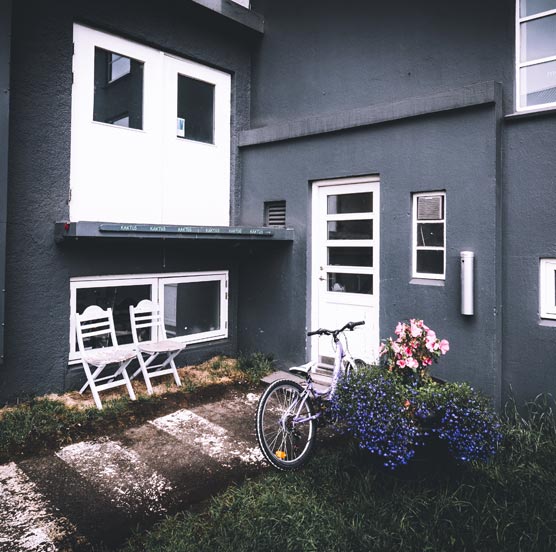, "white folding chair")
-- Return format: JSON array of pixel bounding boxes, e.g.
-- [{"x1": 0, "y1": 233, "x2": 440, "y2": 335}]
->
[
  {"x1": 129, "y1": 299, "x2": 185, "y2": 394},
  {"x1": 76, "y1": 305, "x2": 137, "y2": 410}
]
